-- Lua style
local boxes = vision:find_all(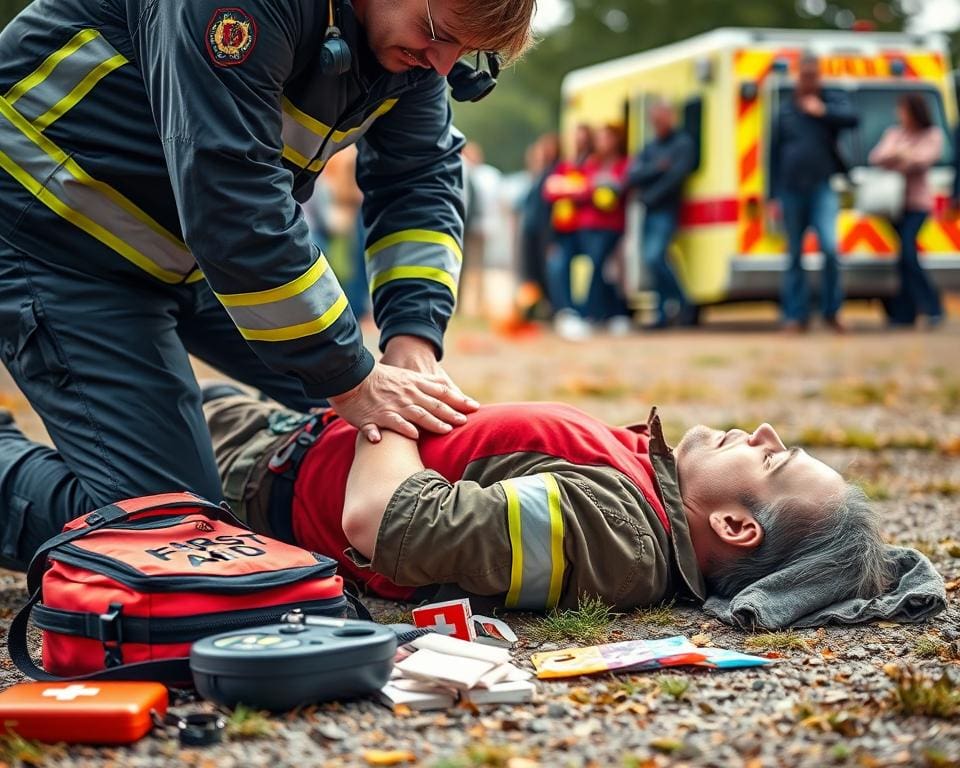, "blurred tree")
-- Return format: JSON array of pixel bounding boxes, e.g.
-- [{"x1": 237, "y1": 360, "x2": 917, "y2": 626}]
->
[{"x1": 455, "y1": 0, "x2": 910, "y2": 170}]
